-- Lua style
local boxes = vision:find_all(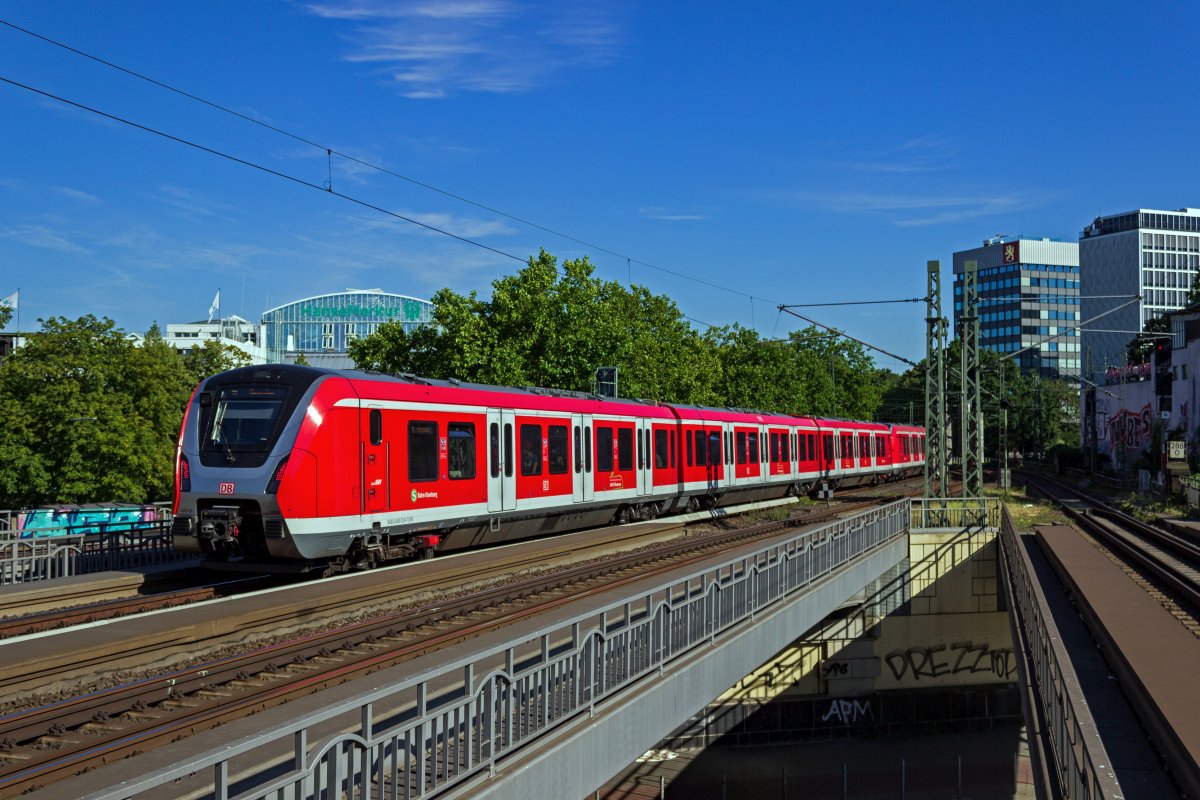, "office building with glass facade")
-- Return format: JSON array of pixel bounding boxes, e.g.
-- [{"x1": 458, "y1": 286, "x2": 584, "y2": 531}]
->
[
  {"x1": 952, "y1": 236, "x2": 1081, "y2": 380},
  {"x1": 262, "y1": 289, "x2": 434, "y2": 368},
  {"x1": 1080, "y1": 208, "x2": 1200, "y2": 376}
]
